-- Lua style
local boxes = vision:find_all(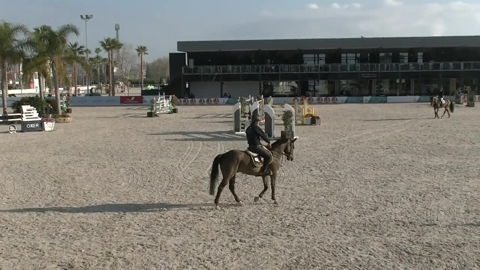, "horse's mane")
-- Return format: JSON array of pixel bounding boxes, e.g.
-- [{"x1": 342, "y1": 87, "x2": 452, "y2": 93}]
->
[{"x1": 271, "y1": 138, "x2": 289, "y2": 149}]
